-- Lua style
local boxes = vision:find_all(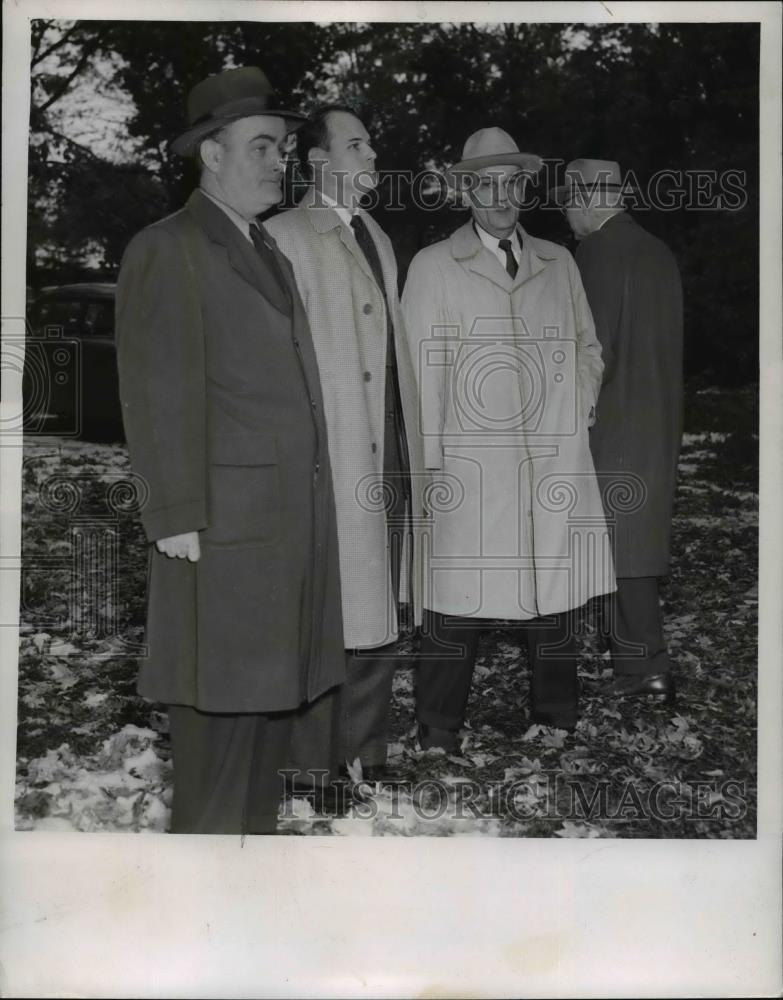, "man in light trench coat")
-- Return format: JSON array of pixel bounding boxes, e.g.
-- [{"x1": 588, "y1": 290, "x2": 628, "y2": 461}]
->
[
  {"x1": 266, "y1": 105, "x2": 425, "y2": 780},
  {"x1": 556, "y1": 158, "x2": 683, "y2": 705},
  {"x1": 115, "y1": 68, "x2": 345, "y2": 833},
  {"x1": 402, "y1": 128, "x2": 617, "y2": 745}
]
